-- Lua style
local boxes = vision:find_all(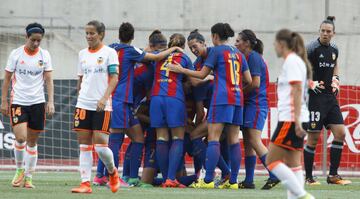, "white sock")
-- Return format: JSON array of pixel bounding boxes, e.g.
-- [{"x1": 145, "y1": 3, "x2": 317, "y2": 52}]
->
[
  {"x1": 268, "y1": 161, "x2": 306, "y2": 198},
  {"x1": 24, "y1": 145, "x2": 38, "y2": 177},
  {"x1": 94, "y1": 144, "x2": 115, "y2": 174},
  {"x1": 79, "y1": 144, "x2": 93, "y2": 182},
  {"x1": 287, "y1": 166, "x2": 304, "y2": 199},
  {"x1": 14, "y1": 141, "x2": 26, "y2": 169}
]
